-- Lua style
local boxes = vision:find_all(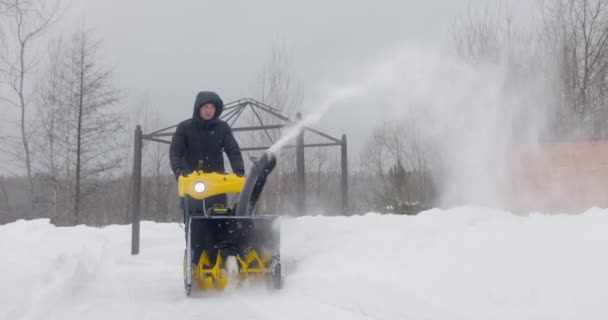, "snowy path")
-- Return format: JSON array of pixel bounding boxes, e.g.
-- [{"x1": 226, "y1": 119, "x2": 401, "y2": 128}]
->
[{"x1": 2, "y1": 207, "x2": 608, "y2": 320}]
